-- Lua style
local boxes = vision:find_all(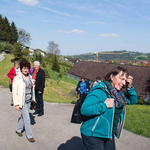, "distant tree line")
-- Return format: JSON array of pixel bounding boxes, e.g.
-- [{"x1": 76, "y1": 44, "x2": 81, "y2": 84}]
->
[{"x1": 0, "y1": 14, "x2": 18, "y2": 44}]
